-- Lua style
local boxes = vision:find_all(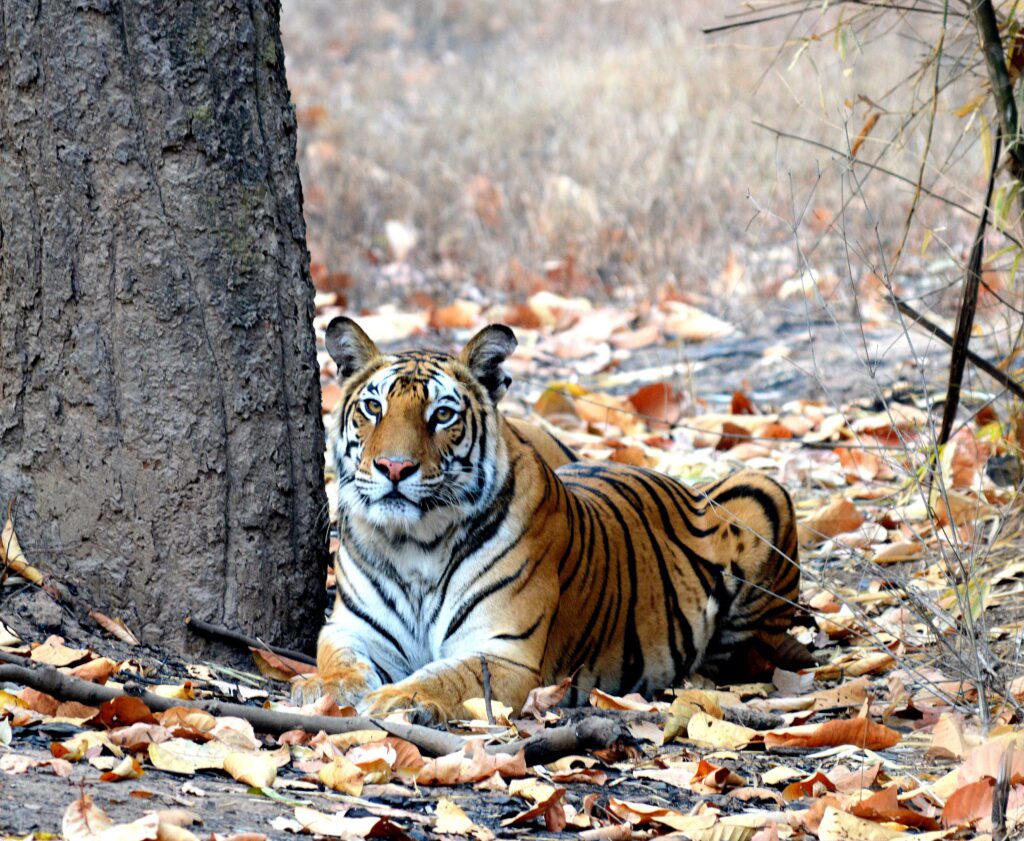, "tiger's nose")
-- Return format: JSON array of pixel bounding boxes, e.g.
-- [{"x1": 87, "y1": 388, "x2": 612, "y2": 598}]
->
[{"x1": 374, "y1": 457, "x2": 418, "y2": 483}]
